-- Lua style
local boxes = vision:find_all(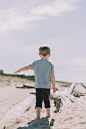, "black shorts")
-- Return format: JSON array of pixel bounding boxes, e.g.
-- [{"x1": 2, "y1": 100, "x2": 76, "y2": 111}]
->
[{"x1": 35, "y1": 88, "x2": 51, "y2": 109}]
